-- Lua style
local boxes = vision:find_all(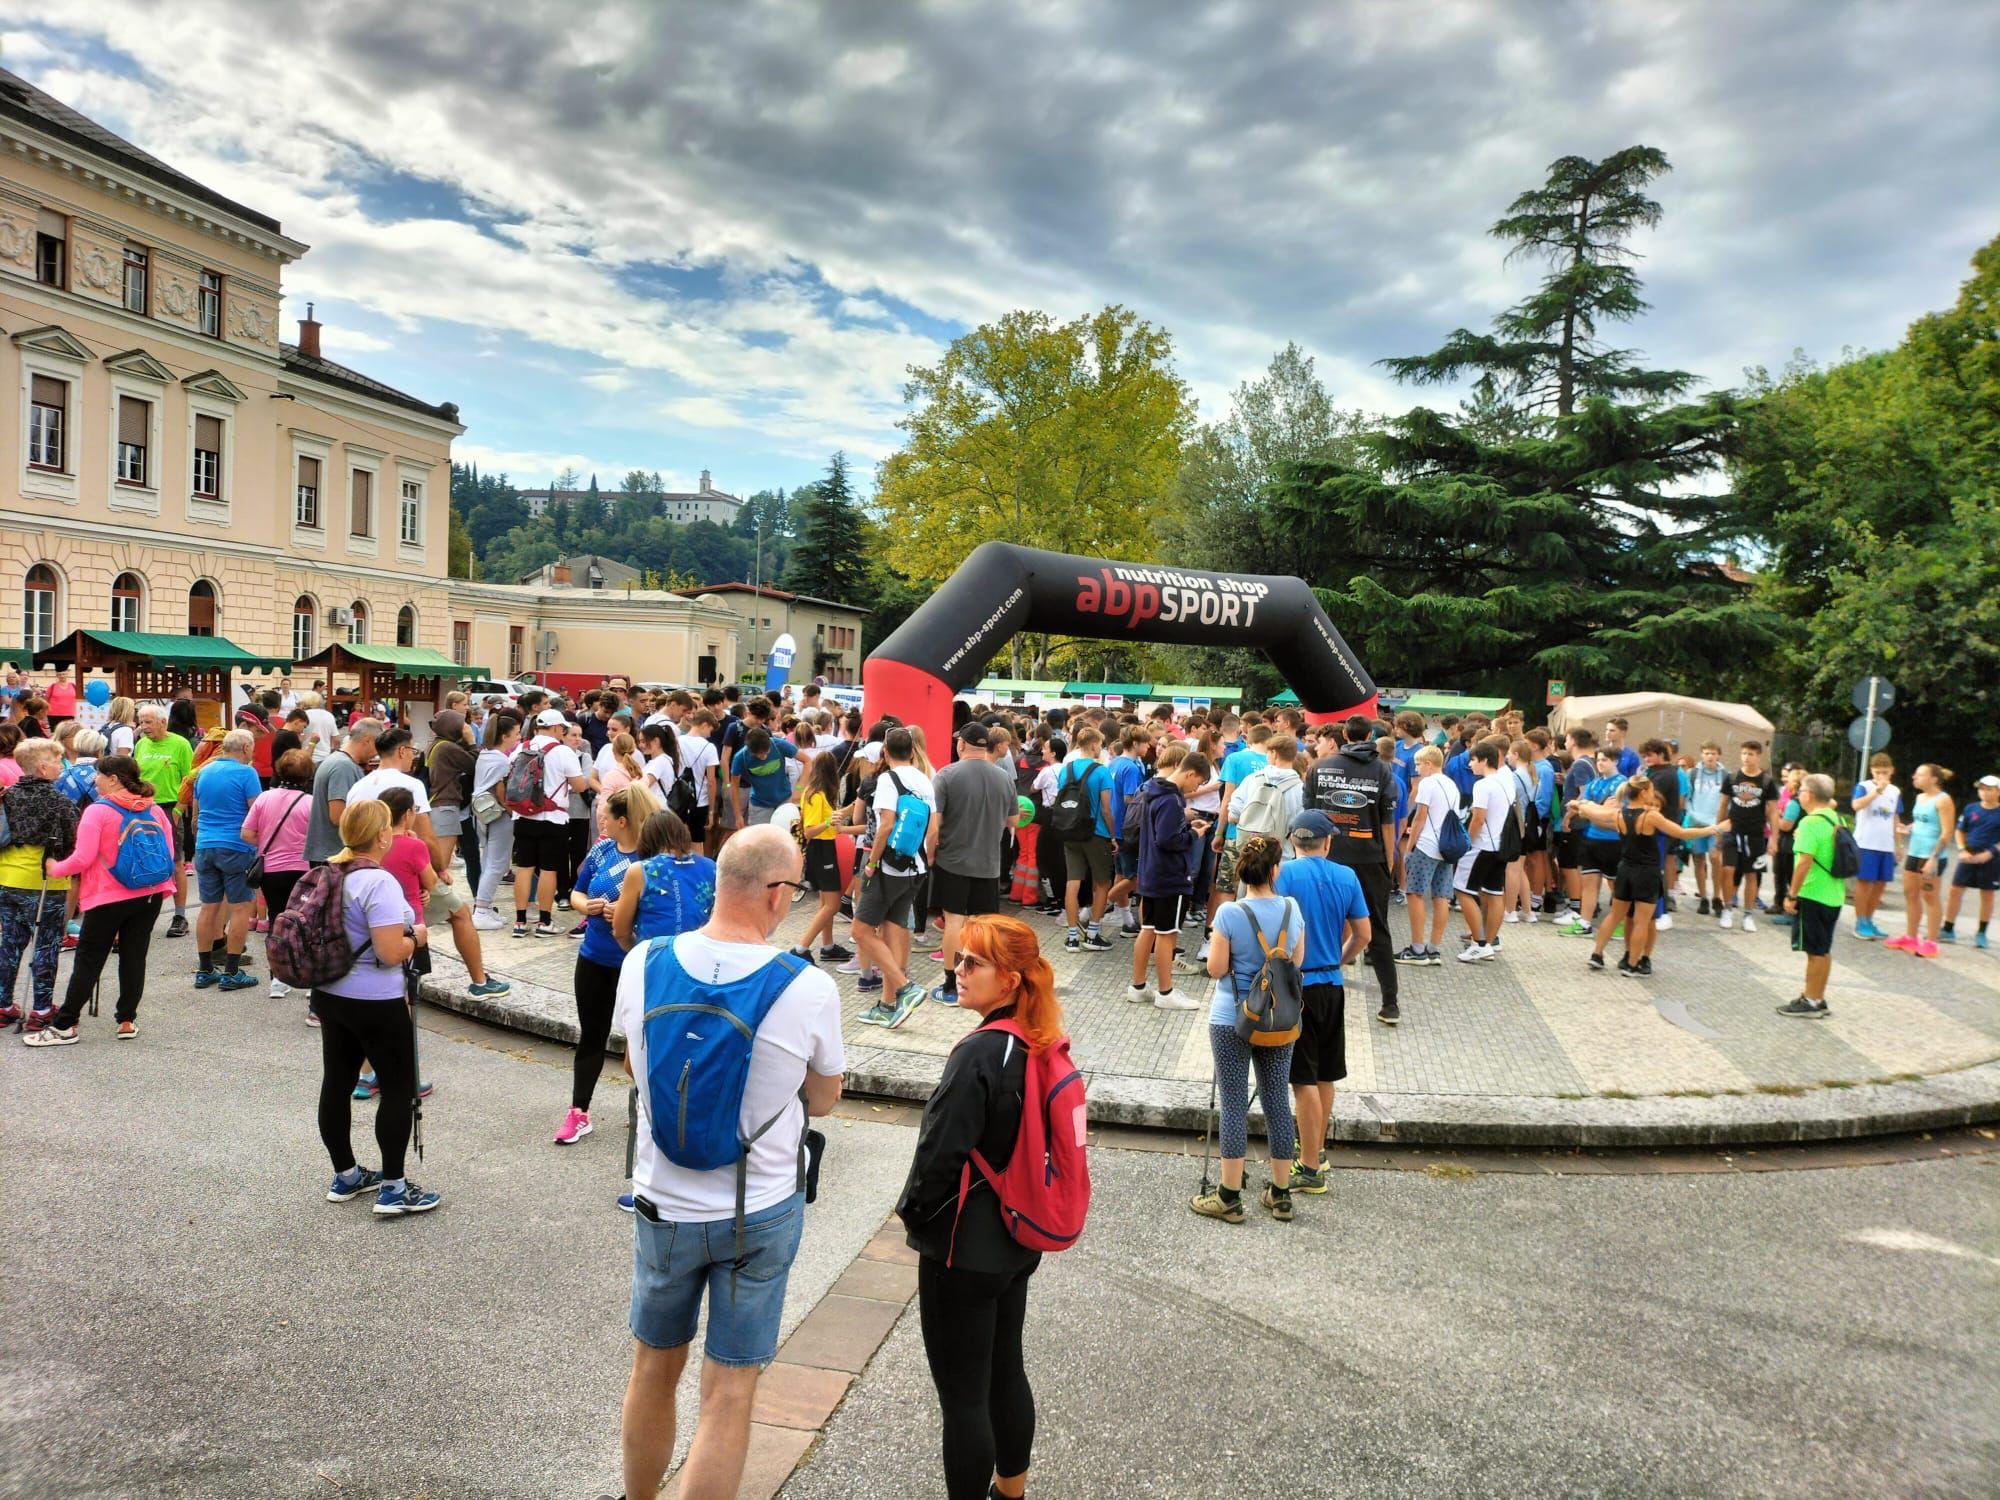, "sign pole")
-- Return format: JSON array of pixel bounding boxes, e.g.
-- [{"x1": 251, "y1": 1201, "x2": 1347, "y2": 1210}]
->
[{"x1": 1858, "y1": 680, "x2": 1879, "y2": 787}]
